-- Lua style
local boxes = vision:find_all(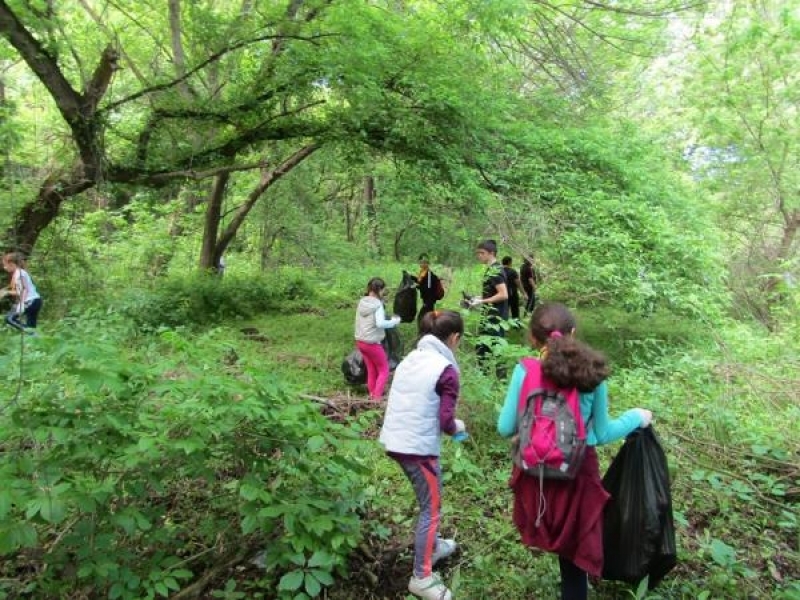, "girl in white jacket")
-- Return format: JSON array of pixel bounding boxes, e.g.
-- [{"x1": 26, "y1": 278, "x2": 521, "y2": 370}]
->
[{"x1": 379, "y1": 310, "x2": 466, "y2": 600}]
